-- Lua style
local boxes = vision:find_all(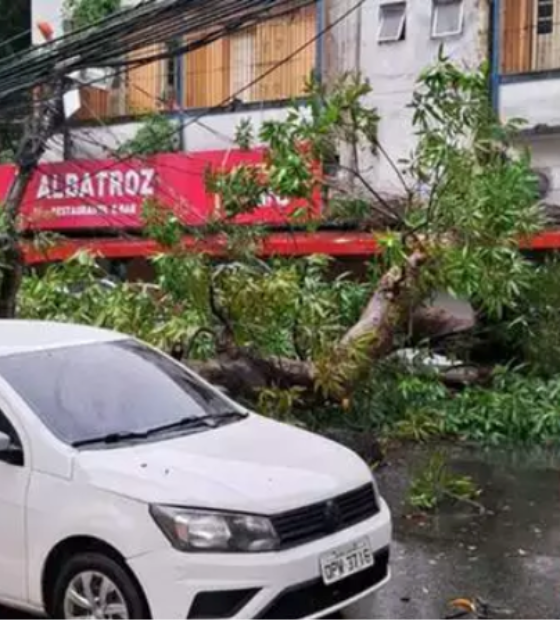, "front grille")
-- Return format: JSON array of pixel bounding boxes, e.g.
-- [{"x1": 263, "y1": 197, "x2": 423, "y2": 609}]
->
[
  {"x1": 257, "y1": 546, "x2": 390, "y2": 619},
  {"x1": 271, "y1": 483, "x2": 379, "y2": 549}
]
